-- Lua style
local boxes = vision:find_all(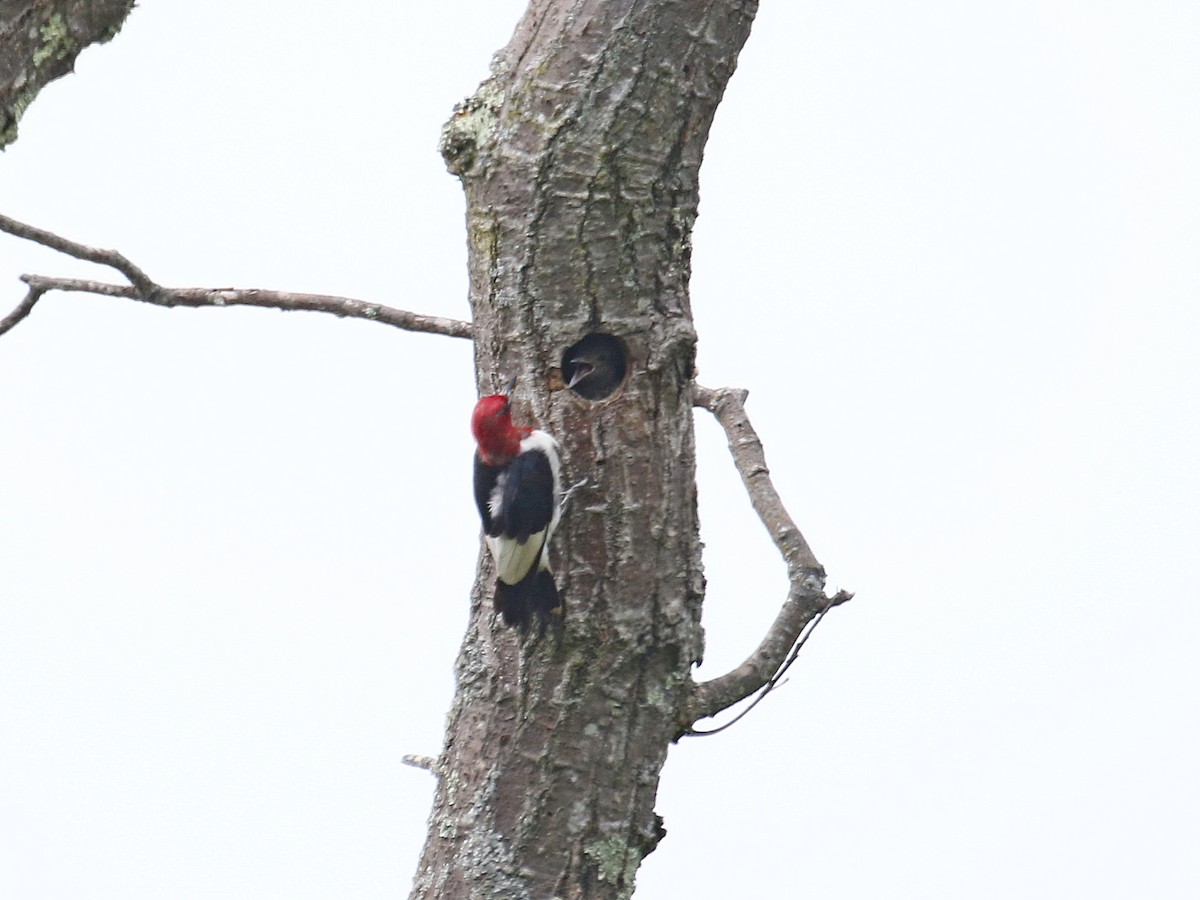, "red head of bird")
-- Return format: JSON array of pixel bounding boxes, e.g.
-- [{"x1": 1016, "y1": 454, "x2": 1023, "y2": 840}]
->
[{"x1": 471, "y1": 392, "x2": 529, "y2": 466}]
